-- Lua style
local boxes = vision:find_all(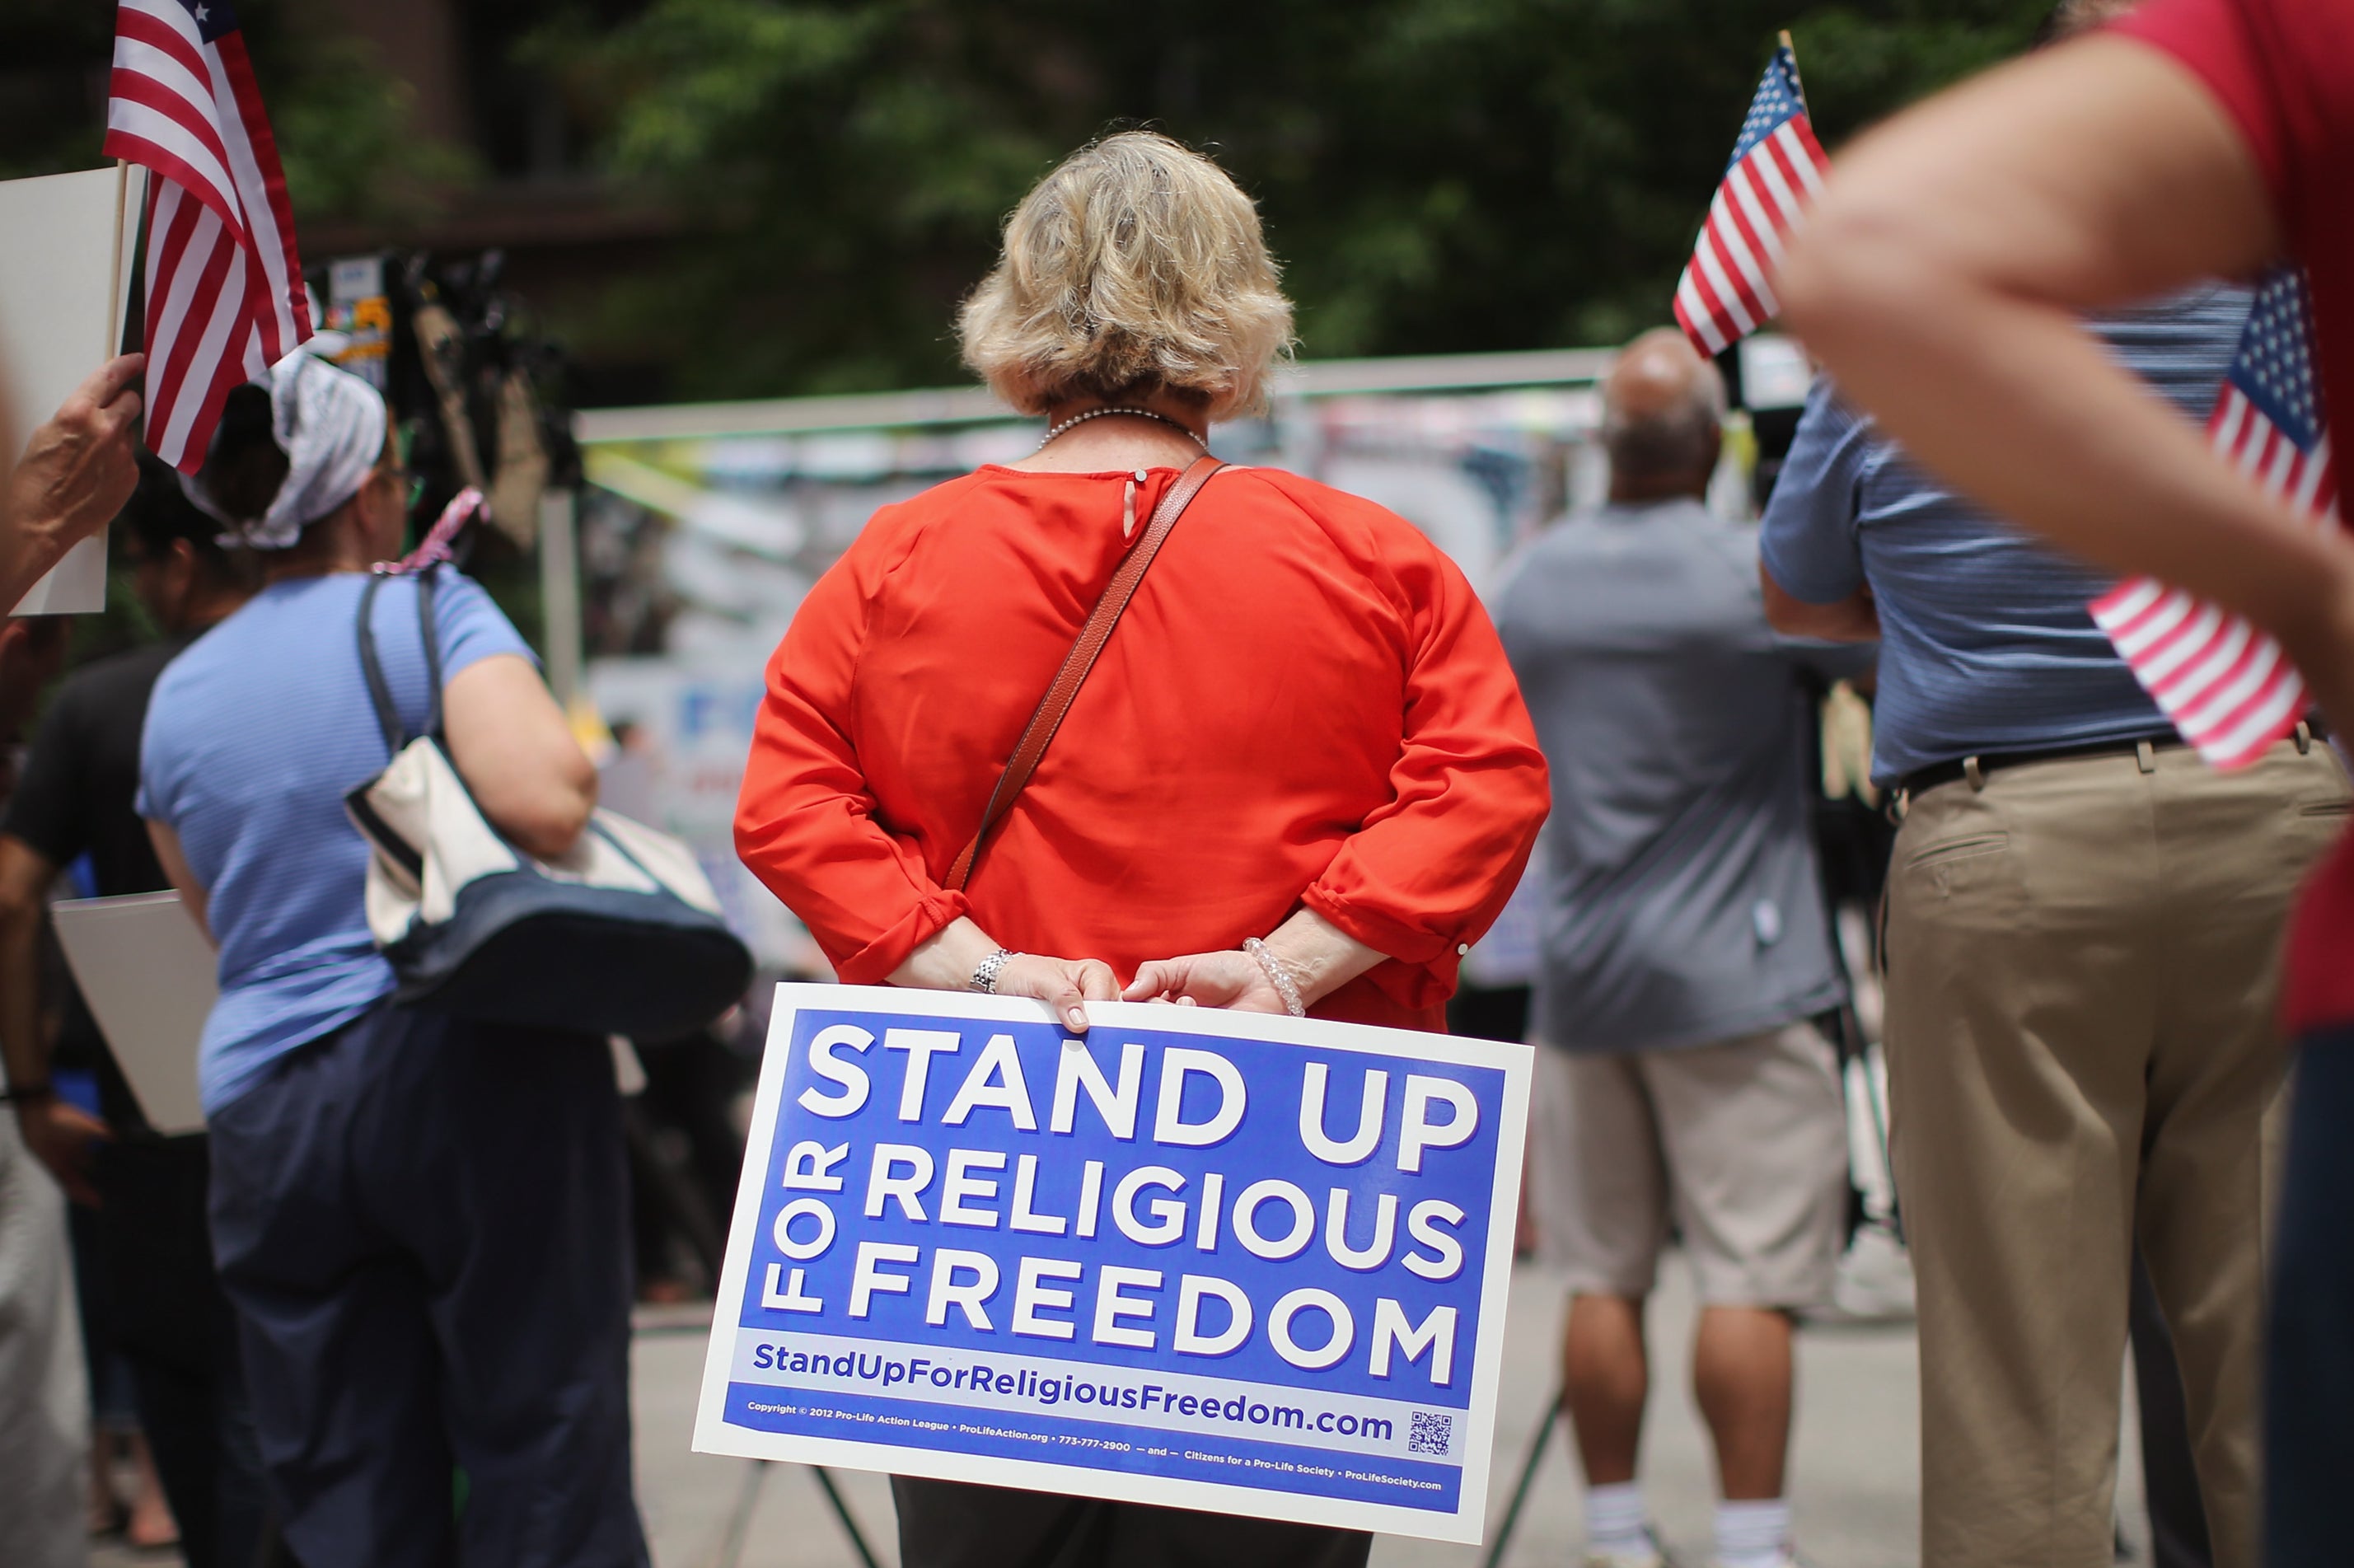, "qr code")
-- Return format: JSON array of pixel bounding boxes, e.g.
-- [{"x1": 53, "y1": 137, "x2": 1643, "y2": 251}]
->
[{"x1": 1408, "y1": 1411, "x2": 1452, "y2": 1456}]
